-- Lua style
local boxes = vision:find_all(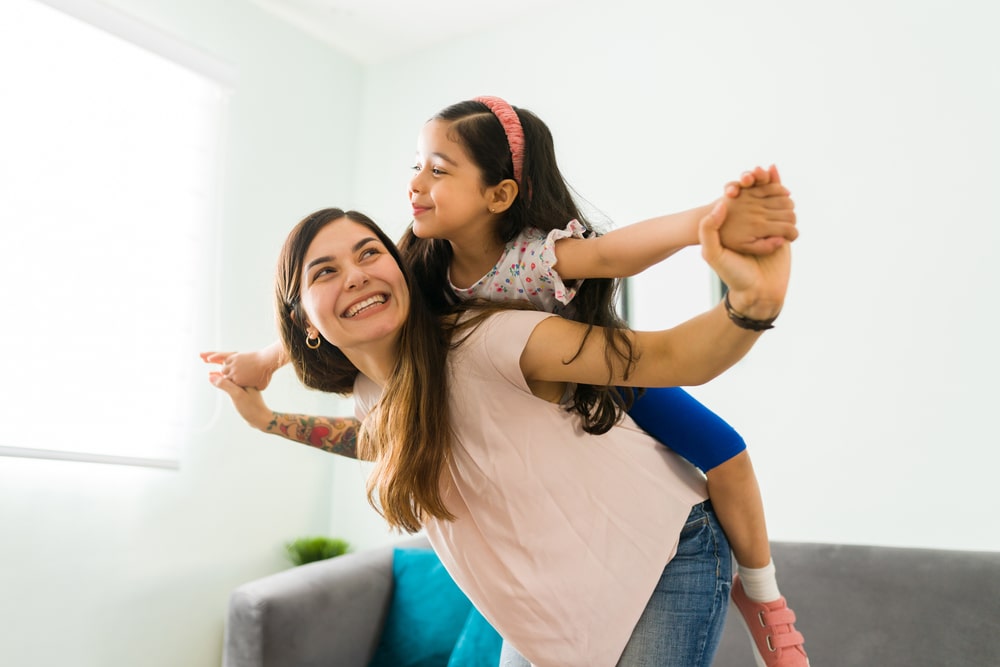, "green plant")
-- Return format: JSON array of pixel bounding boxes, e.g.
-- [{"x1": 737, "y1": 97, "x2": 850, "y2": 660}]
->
[{"x1": 285, "y1": 536, "x2": 351, "y2": 566}]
